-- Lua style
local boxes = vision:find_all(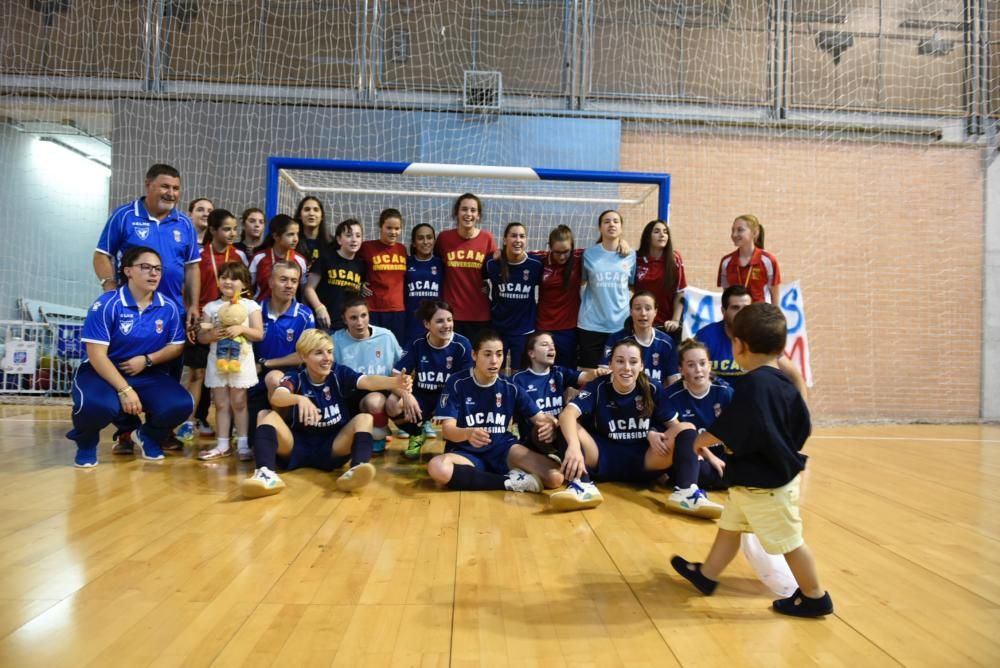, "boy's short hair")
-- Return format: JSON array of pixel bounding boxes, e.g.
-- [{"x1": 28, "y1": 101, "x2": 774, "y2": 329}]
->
[
  {"x1": 731, "y1": 303, "x2": 786, "y2": 355},
  {"x1": 295, "y1": 328, "x2": 333, "y2": 358}
]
